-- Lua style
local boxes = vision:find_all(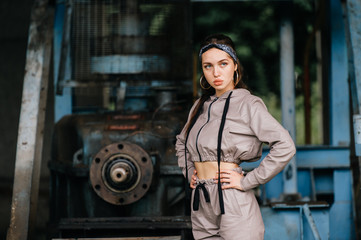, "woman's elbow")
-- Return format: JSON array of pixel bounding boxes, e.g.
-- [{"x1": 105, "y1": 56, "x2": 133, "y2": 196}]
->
[{"x1": 283, "y1": 141, "x2": 296, "y2": 164}]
